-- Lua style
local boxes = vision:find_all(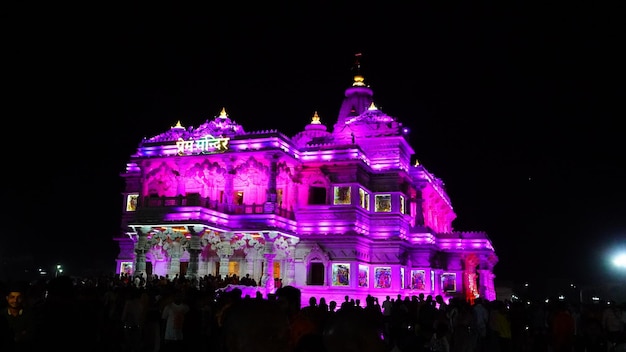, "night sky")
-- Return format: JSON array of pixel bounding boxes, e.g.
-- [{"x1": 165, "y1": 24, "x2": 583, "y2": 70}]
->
[{"x1": 4, "y1": 3, "x2": 625, "y2": 285}]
